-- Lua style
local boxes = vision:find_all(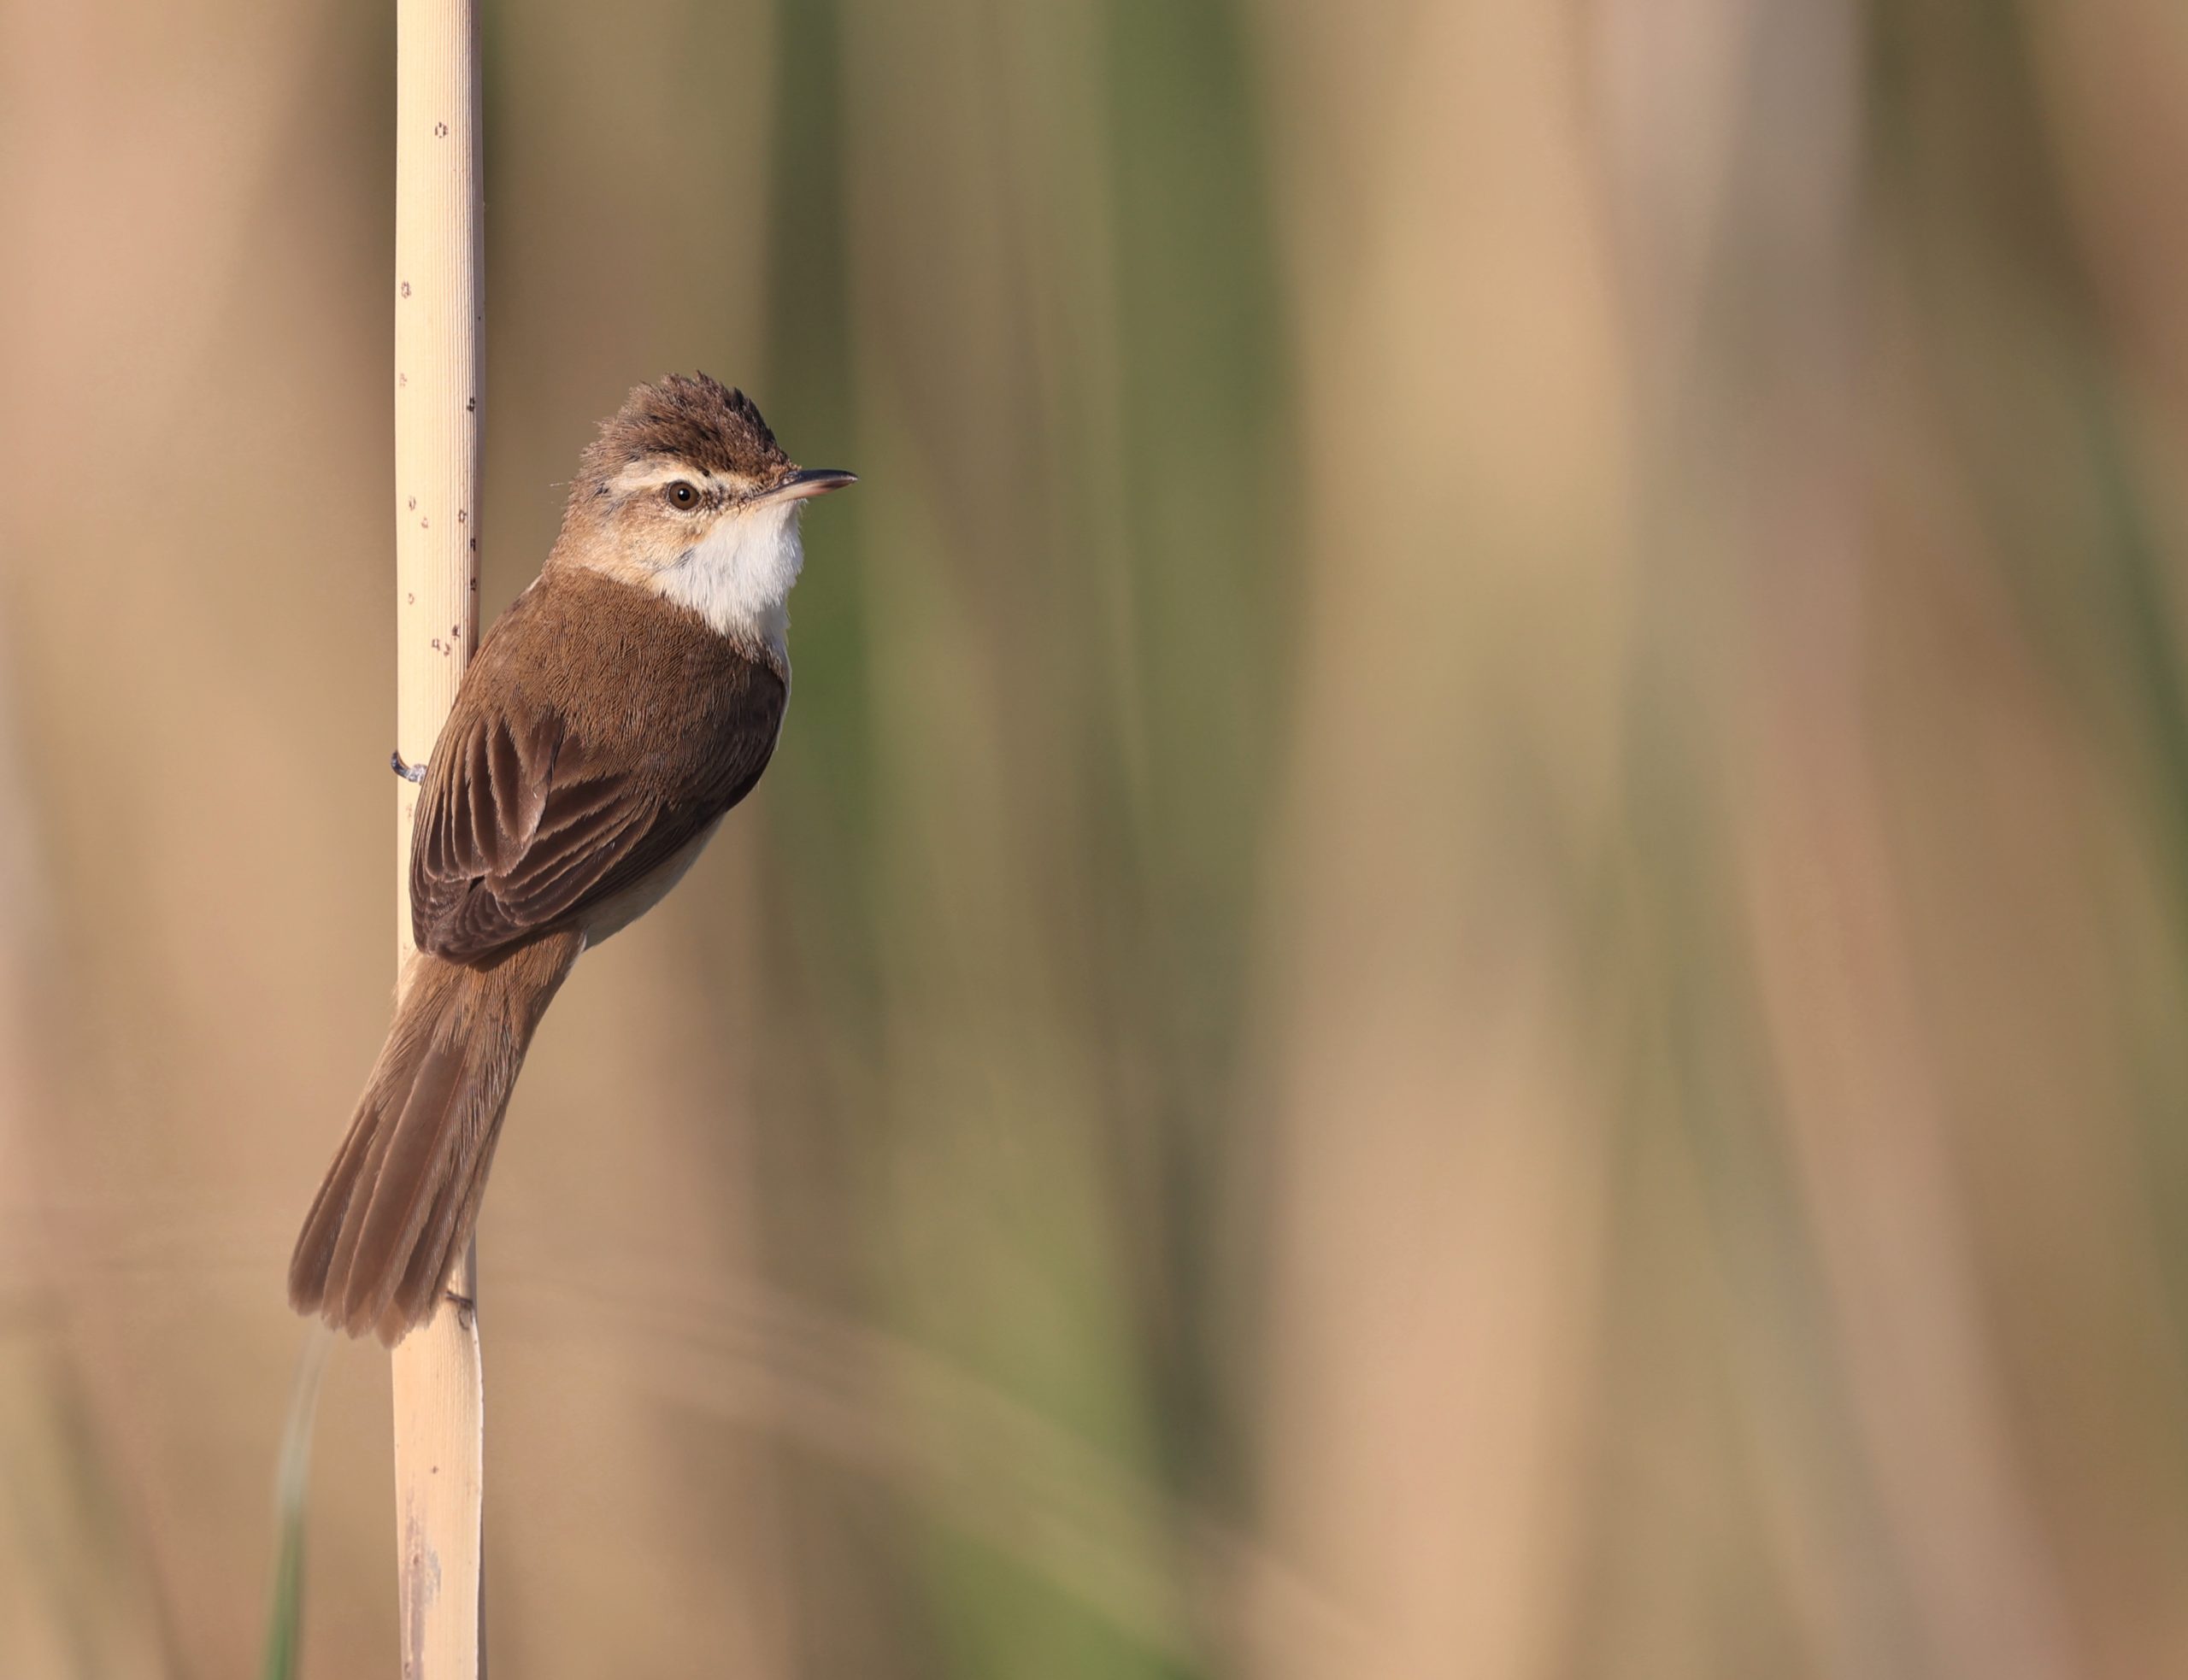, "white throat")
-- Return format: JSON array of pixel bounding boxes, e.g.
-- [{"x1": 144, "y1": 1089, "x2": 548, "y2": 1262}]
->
[{"x1": 657, "y1": 502, "x2": 804, "y2": 659}]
